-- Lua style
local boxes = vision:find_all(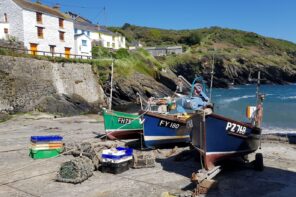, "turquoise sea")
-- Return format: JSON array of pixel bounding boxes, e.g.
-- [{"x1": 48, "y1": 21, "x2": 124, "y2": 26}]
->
[{"x1": 211, "y1": 84, "x2": 296, "y2": 134}]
